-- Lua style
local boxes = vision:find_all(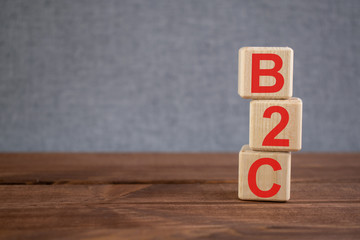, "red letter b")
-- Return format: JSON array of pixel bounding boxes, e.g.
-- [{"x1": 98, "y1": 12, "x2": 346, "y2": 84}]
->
[{"x1": 251, "y1": 54, "x2": 284, "y2": 93}]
